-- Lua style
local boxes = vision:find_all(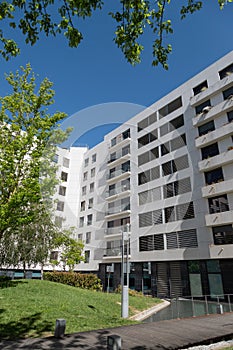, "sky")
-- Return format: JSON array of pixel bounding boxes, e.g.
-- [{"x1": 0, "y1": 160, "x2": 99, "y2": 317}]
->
[{"x1": 0, "y1": 1, "x2": 232, "y2": 148}]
